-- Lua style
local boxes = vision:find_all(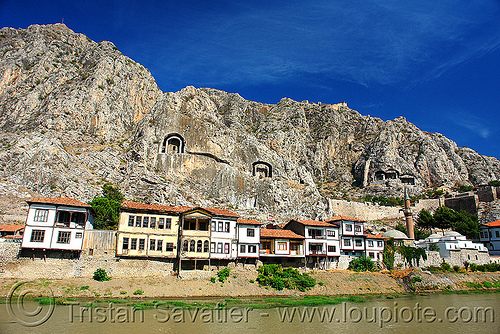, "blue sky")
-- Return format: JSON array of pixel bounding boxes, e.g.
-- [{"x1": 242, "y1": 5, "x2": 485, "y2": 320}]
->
[{"x1": 2, "y1": 0, "x2": 500, "y2": 158}]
